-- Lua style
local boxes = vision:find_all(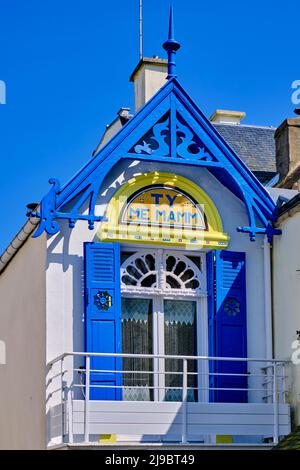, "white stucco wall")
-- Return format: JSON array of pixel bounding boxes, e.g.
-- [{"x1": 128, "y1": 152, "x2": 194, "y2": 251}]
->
[
  {"x1": 46, "y1": 159, "x2": 268, "y2": 369},
  {"x1": 0, "y1": 233, "x2": 46, "y2": 449},
  {"x1": 273, "y1": 210, "x2": 300, "y2": 425}
]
